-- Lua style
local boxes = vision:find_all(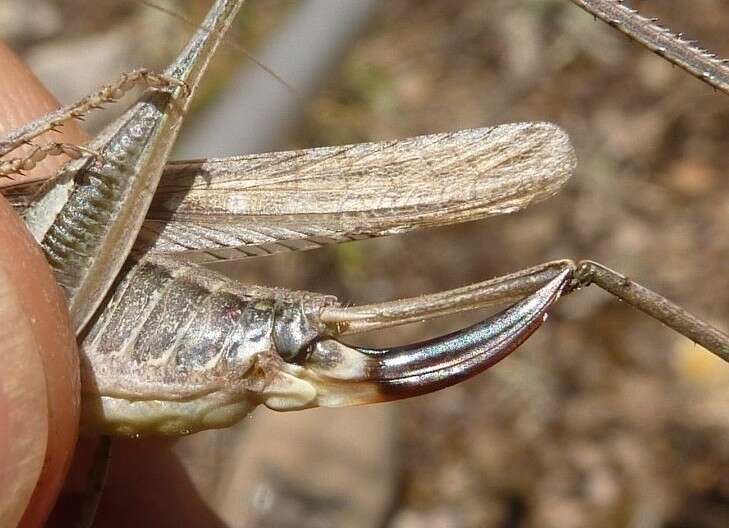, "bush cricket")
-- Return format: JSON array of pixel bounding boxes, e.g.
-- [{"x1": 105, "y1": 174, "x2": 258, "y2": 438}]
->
[
  {"x1": 2, "y1": 0, "x2": 728, "y2": 524},
  {"x1": 1, "y1": 2, "x2": 726, "y2": 524},
  {"x1": 1, "y1": 0, "x2": 727, "y2": 440}
]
